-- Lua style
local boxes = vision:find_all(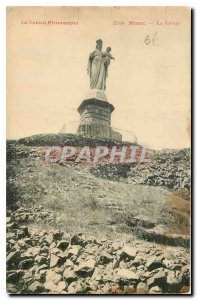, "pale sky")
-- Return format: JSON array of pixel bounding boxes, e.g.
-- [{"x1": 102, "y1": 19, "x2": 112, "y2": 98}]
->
[{"x1": 7, "y1": 7, "x2": 191, "y2": 149}]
